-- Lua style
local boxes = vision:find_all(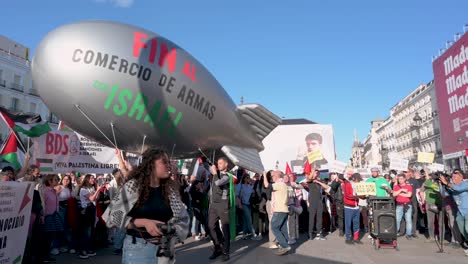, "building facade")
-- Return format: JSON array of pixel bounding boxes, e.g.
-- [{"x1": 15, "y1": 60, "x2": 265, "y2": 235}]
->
[
  {"x1": 0, "y1": 35, "x2": 58, "y2": 142},
  {"x1": 374, "y1": 117, "x2": 394, "y2": 170},
  {"x1": 356, "y1": 81, "x2": 443, "y2": 172},
  {"x1": 388, "y1": 81, "x2": 442, "y2": 166},
  {"x1": 362, "y1": 118, "x2": 385, "y2": 167},
  {"x1": 351, "y1": 129, "x2": 365, "y2": 168}
]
